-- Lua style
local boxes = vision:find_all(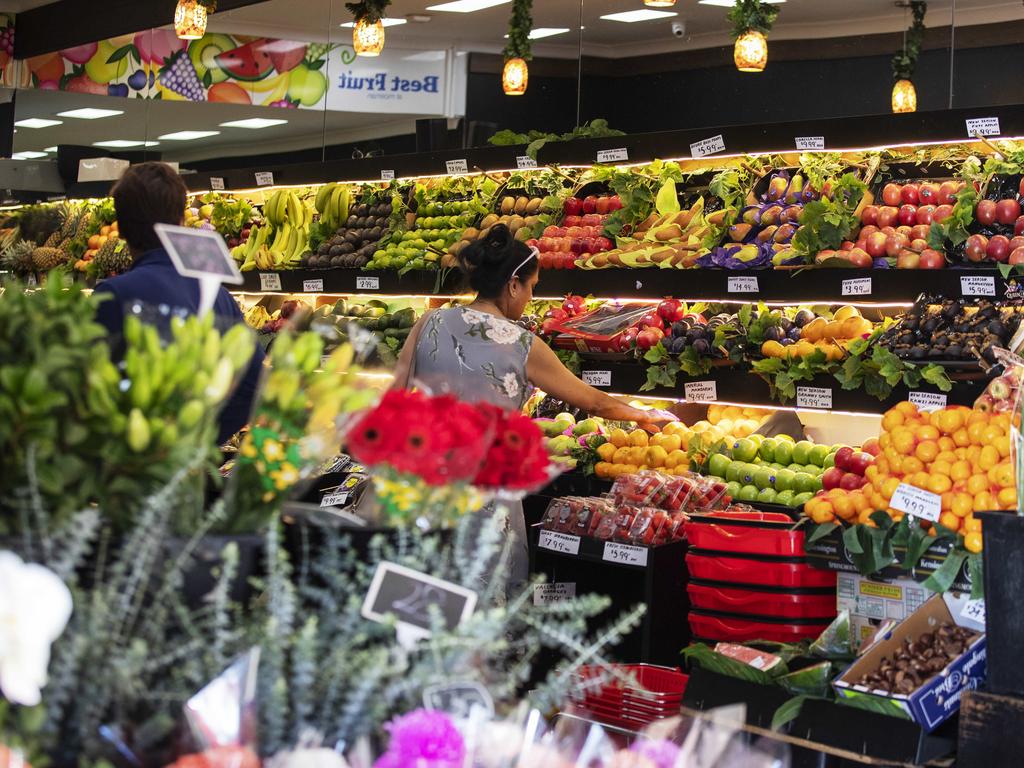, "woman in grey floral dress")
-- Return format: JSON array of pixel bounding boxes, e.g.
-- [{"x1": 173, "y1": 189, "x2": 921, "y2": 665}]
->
[{"x1": 393, "y1": 224, "x2": 669, "y2": 583}]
